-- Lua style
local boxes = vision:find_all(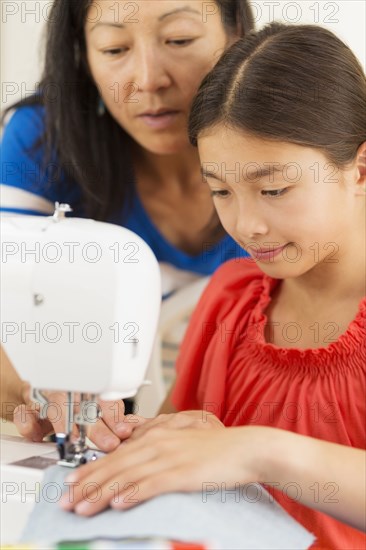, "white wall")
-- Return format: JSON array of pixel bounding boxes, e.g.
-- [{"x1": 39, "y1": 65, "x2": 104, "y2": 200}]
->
[
  {"x1": 1, "y1": 1, "x2": 49, "y2": 109},
  {"x1": 253, "y1": 0, "x2": 365, "y2": 67},
  {"x1": 1, "y1": 1, "x2": 365, "y2": 110}
]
